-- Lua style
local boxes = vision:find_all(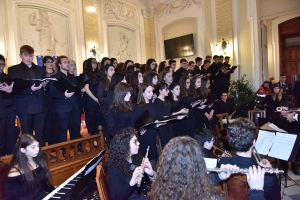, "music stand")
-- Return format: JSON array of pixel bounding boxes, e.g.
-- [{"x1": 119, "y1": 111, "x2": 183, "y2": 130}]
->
[{"x1": 66, "y1": 148, "x2": 107, "y2": 200}]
